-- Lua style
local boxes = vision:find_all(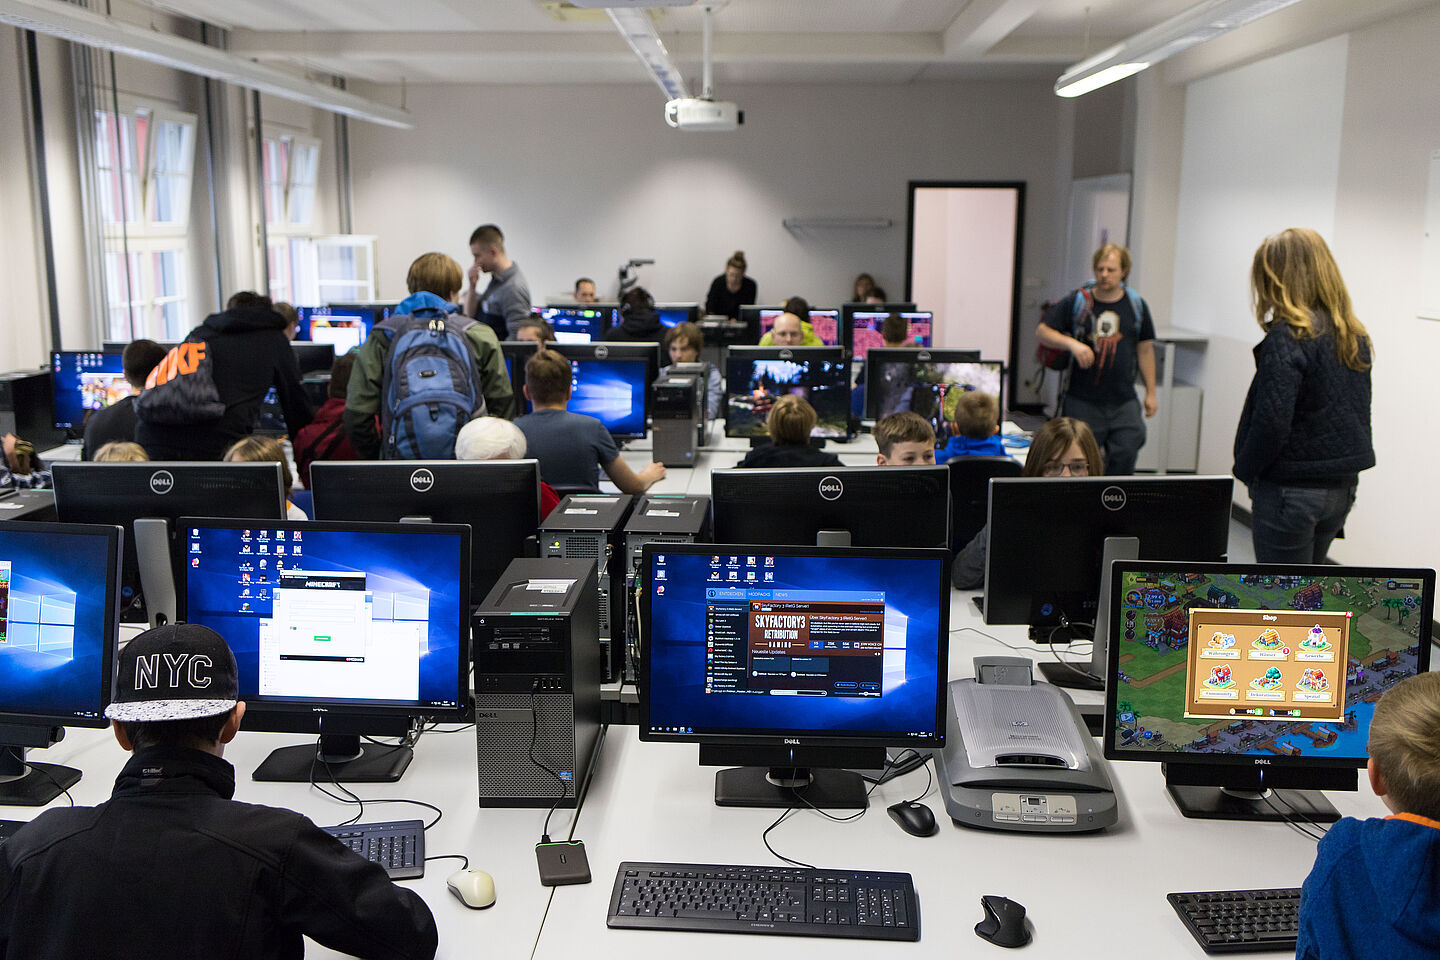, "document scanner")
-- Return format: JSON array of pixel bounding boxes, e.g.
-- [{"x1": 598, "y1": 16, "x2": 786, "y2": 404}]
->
[{"x1": 935, "y1": 657, "x2": 1117, "y2": 833}]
